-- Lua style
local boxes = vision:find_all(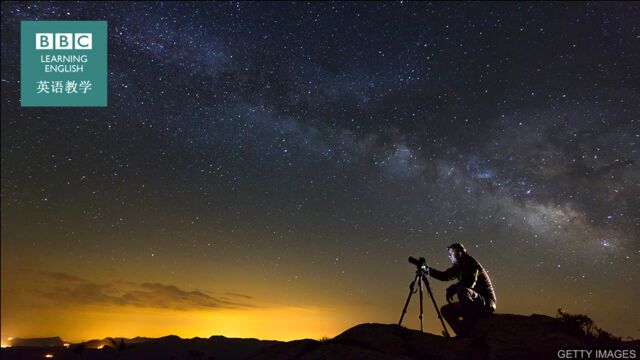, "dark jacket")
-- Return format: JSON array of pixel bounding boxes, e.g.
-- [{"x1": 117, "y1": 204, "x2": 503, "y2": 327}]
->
[{"x1": 429, "y1": 253, "x2": 497, "y2": 309}]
